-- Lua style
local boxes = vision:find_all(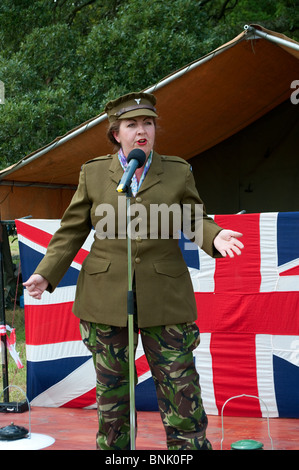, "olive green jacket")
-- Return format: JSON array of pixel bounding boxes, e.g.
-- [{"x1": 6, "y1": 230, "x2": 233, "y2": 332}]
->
[{"x1": 35, "y1": 151, "x2": 222, "y2": 327}]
